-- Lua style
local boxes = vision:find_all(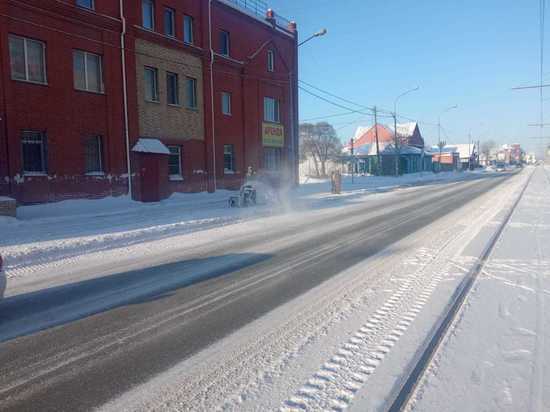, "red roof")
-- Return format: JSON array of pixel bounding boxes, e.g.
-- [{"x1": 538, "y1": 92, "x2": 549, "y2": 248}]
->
[{"x1": 351, "y1": 124, "x2": 394, "y2": 147}]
